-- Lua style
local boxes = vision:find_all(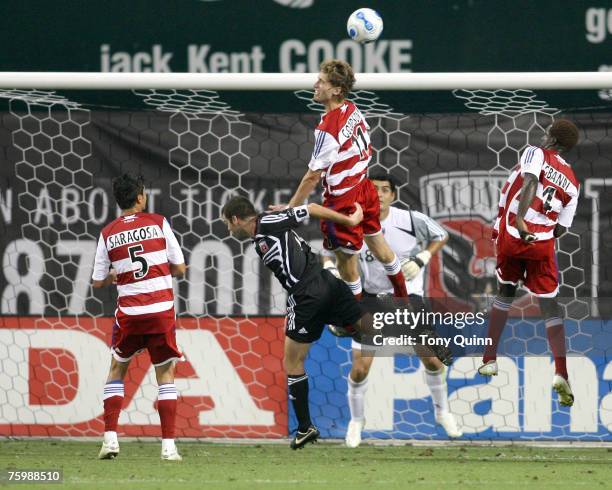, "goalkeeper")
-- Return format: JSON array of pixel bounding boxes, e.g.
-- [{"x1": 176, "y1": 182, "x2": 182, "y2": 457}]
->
[{"x1": 324, "y1": 173, "x2": 462, "y2": 447}]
